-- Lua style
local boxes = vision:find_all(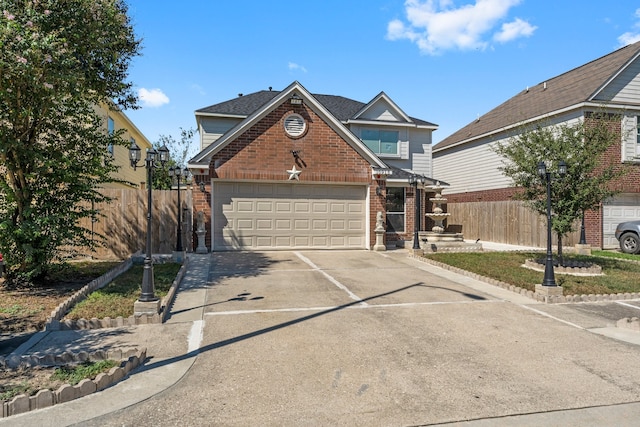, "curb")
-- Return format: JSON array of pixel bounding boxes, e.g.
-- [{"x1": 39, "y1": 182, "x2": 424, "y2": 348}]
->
[
  {"x1": 410, "y1": 253, "x2": 640, "y2": 304},
  {"x1": 1, "y1": 348, "x2": 146, "y2": 418}
]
